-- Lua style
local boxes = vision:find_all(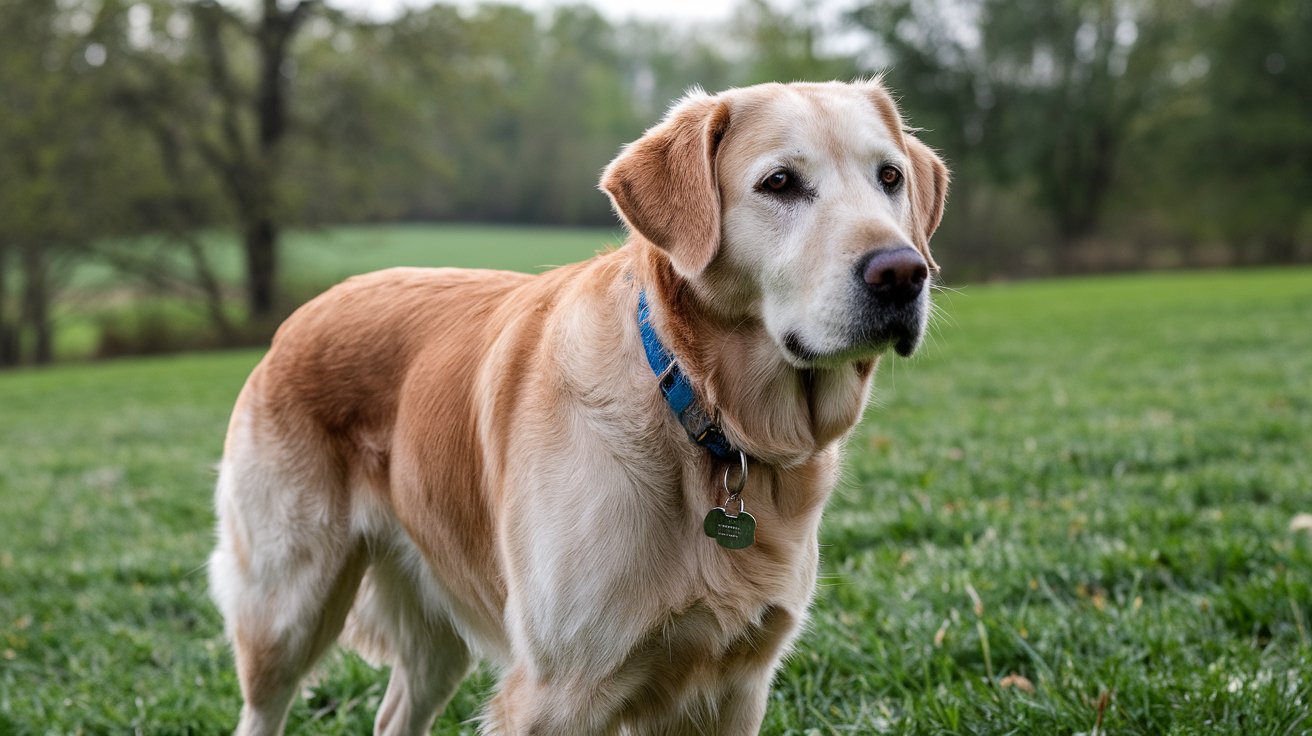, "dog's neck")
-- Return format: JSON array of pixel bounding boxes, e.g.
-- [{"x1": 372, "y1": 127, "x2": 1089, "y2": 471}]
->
[{"x1": 634, "y1": 242, "x2": 877, "y2": 468}]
